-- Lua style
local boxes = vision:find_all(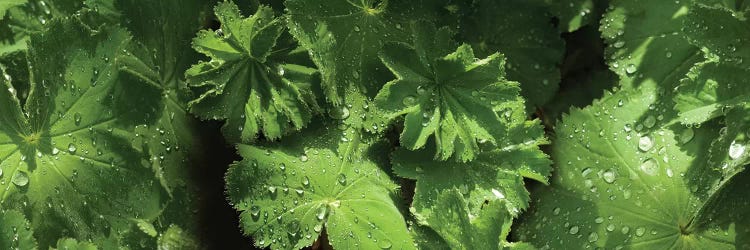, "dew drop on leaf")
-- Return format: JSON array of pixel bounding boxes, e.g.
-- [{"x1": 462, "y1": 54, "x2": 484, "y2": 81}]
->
[
  {"x1": 377, "y1": 239, "x2": 392, "y2": 249},
  {"x1": 568, "y1": 225, "x2": 580, "y2": 234},
  {"x1": 643, "y1": 115, "x2": 656, "y2": 128},
  {"x1": 337, "y1": 173, "x2": 347, "y2": 185},
  {"x1": 625, "y1": 64, "x2": 637, "y2": 74},
  {"x1": 588, "y1": 232, "x2": 599, "y2": 242},
  {"x1": 250, "y1": 205, "x2": 261, "y2": 217},
  {"x1": 729, "y1": 140, "x2": 745, "y2": 160},
  {"x1": 68, "y1": 143, "x2": 77, "y2": 153},
  {"x1": 638, "y1": 135, "x2": 654, "y2": 152},
  {"x1": 635, "y1": 227, "x2": 646, "y2": 236},
  {"x1": 12, "y1": 172, "x2": 29, "y2": 187},
  {"x1": 640, "y1": 158, "x2": 658, "y2": 176},
  {"x1": 402, "y1": 95, "x2": 416, "y2": 106},
  {"x1": 302, "y1": 176, "x2": 310, "y2": 186},
  {"x1": 316, "y1": 206, "x2": 327, "y2": 221},
  {"x1": 679, "y1": 127, "x2": 694, "y2": 144},
  {"x1": 602, "y1": 169, "x2": 616, "y2": 183}
]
